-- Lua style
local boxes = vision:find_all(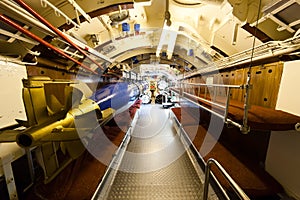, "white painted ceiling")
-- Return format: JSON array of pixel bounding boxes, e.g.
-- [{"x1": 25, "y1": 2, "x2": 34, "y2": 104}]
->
[{"x1": 0, "y1": 0, "x2": 300, "y2": 74}]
